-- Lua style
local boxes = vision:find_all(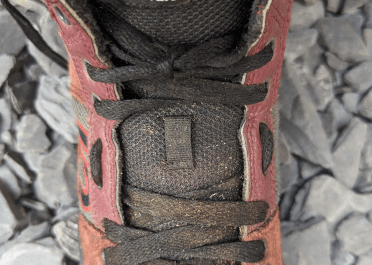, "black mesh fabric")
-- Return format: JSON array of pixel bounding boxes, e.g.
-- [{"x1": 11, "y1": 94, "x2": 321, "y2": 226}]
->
[
  {"x1": 120, "y1": 103, "x2": 243, "y2": 196},
  {"x1": 94, "y1": 0, "x2": 252, "y2": 45}
]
